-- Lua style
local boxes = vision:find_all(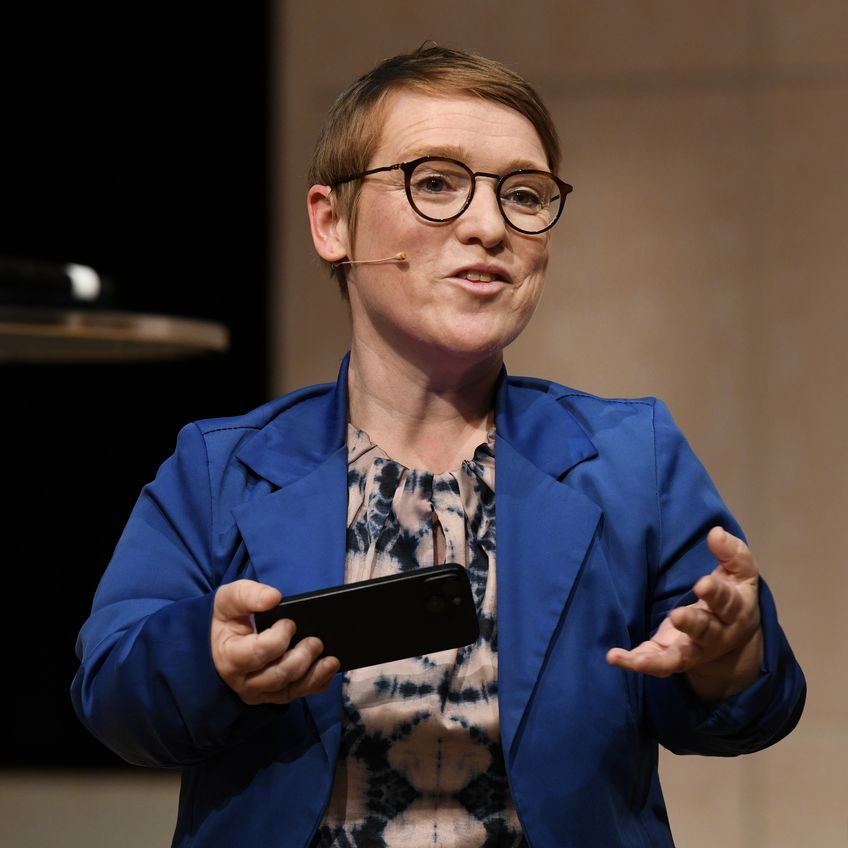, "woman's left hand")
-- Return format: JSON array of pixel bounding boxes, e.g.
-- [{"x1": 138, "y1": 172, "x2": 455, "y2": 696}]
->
[{"x1": 606, "y1": 527, "x2": 764, "y2": 703}]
